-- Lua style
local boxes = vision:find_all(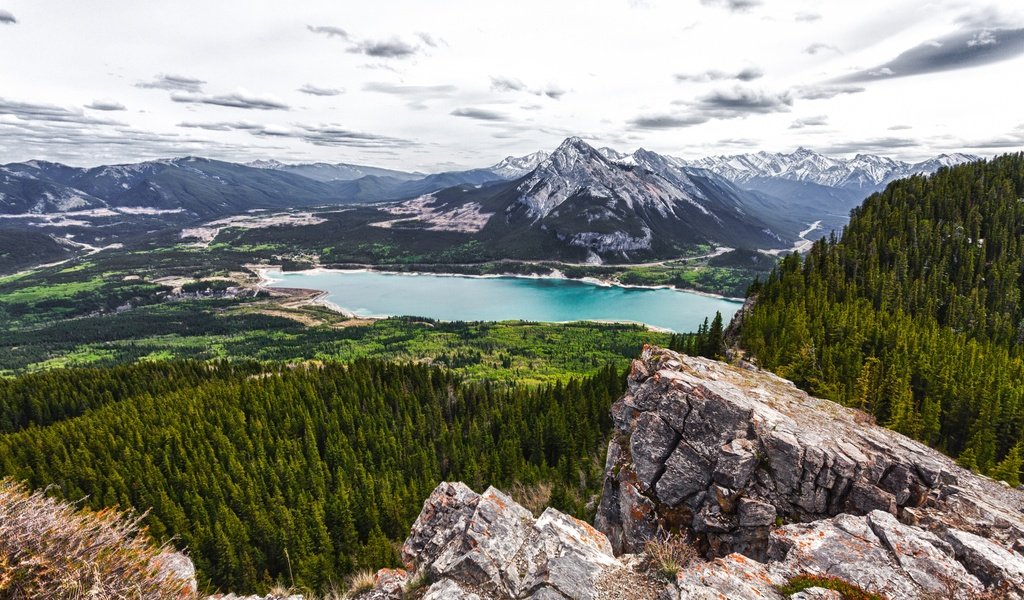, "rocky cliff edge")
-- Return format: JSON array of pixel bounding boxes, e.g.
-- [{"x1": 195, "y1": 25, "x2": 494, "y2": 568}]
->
[{"x1": 362, "y1": 346, "x2": 1024, "y2": 599}]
